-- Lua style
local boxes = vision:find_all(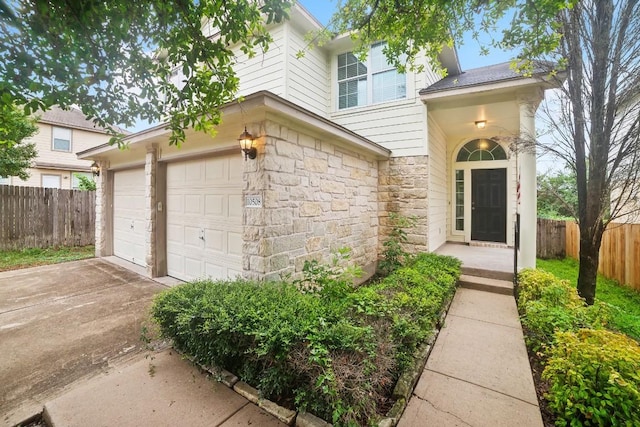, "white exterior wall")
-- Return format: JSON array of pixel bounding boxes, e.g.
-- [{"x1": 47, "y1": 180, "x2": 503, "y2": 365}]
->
[
  {"x1": 427, "y1": 115, "x2": 447, "y2": 250},
  {"x1": 286, "y1": 23, "x2": 330, "y2": 117},
  {"x1": 235, "y1": 25, "x2": 287, "y2": 98},
  {"x1": 330, "y1": 54, "x2": 441, "y2": 157}
]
